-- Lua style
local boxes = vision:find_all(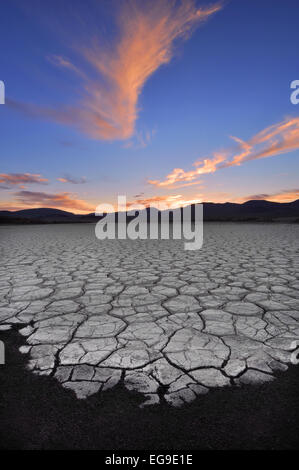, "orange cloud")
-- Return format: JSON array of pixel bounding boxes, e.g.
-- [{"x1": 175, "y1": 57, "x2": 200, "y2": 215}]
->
[
  {"x1": 0, "y1": 173, "x2": 48, "y2": 186},
  {"x1": 10, "y1": 190, "x2": 94, "y2": 213},
  {"x1": 129, "y1": 193, "x2": 203, "y2": 210},
  {"x1": 8, "y1": 1, "x2": 222, "y2": 141},
  {"x1": 148, "y1": 153, "x2": 226, "y2": 187},
  {"x1": 149, "y1": 117, "x2": 299, "y2": 187},
  {"x1": 80, "y1": 0, "x2": 222, "y2": 140},
  {"x1": 228, "y1": 117, "x2": 299, "y2": 166}
]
